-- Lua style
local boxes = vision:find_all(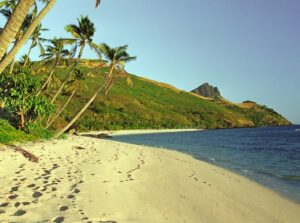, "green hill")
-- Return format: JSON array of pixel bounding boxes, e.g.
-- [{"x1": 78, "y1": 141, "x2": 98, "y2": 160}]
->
[{"x1": 31, "y1": 60, "x2": 291, "y2": 131}]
